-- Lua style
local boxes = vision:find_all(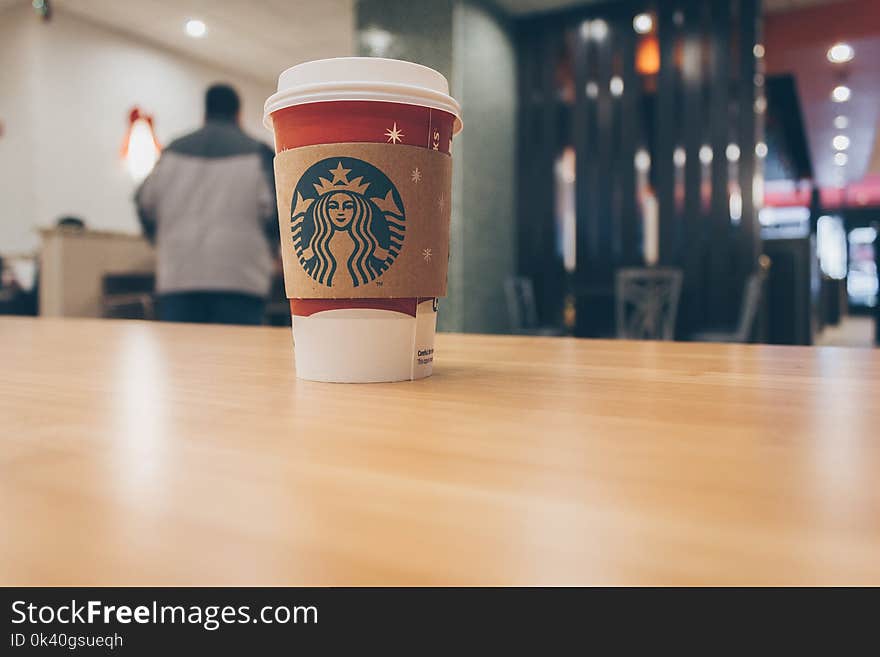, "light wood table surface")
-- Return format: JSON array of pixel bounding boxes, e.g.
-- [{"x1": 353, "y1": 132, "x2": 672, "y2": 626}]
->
[{"x1": 2, "y1": 317, "x2": 879, "y2": 585}]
